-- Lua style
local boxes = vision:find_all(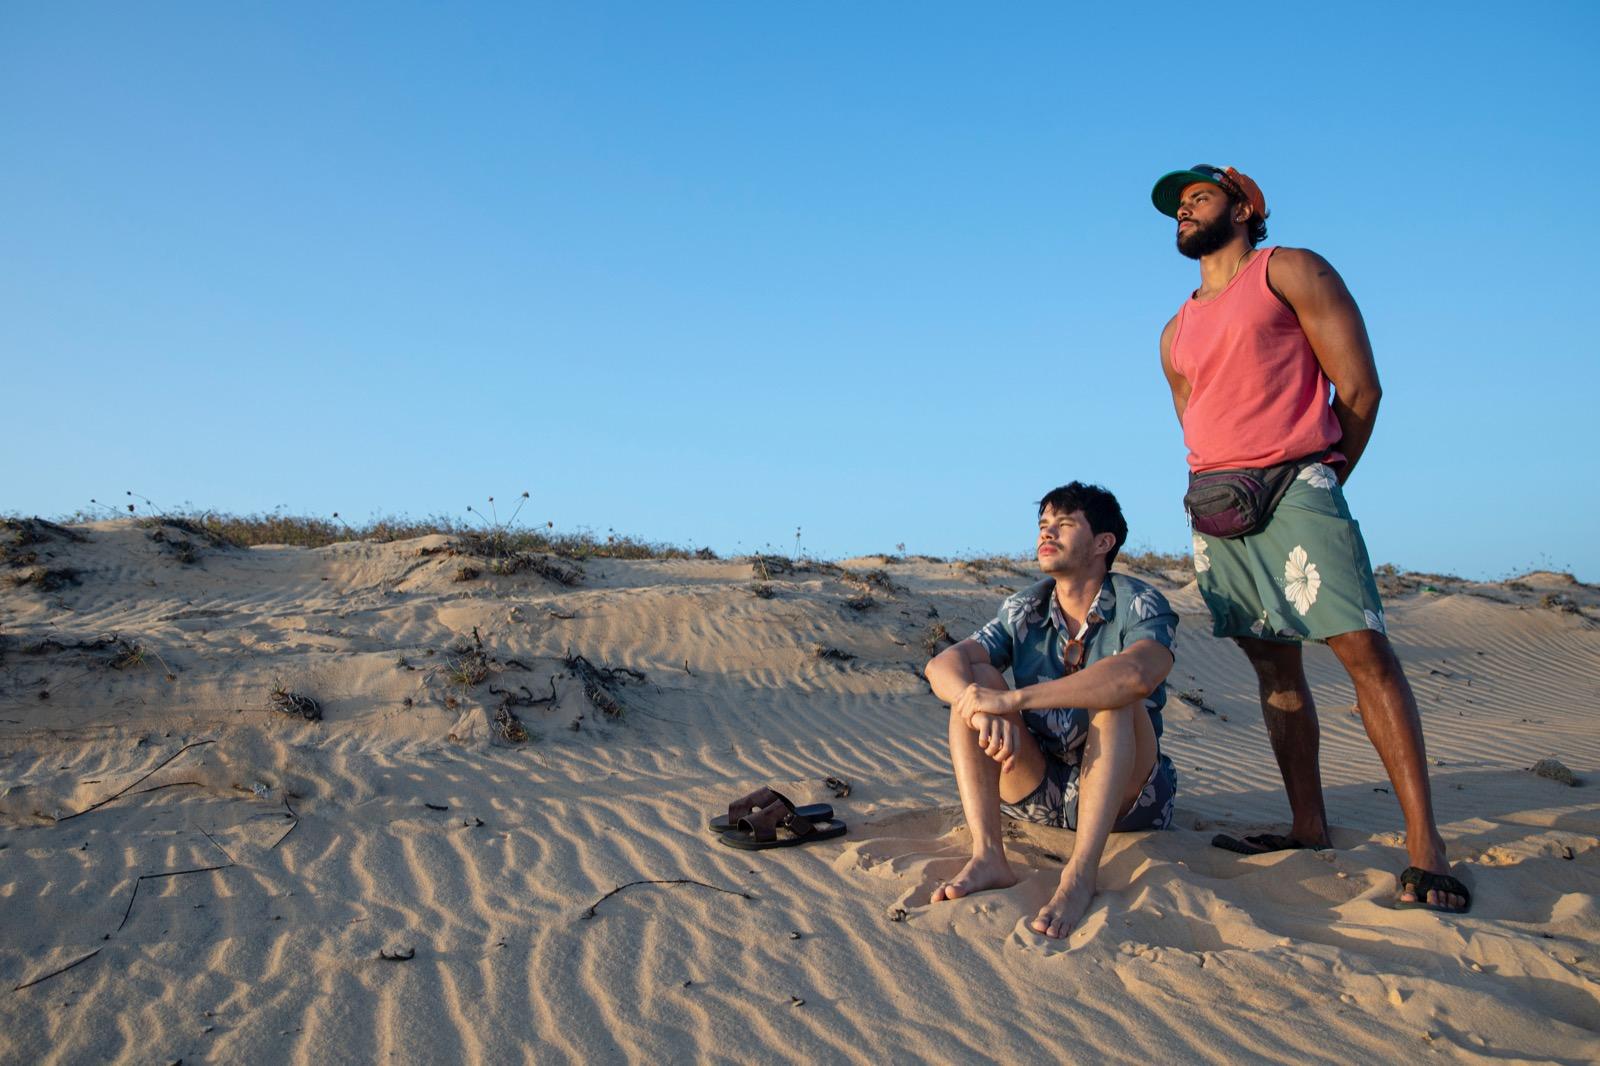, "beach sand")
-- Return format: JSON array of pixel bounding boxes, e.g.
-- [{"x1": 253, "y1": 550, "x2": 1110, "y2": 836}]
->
[{"x1": 2, "y1": 519, "x2": 1597, "y2": 1063}]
